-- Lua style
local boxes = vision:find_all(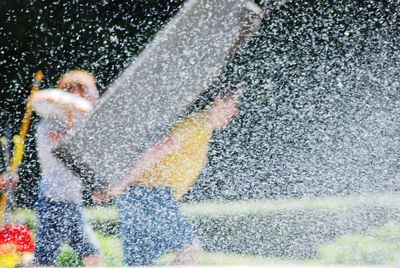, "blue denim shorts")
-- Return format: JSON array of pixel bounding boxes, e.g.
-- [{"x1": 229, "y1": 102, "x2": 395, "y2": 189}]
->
[
  {"x1": 34, "y1": 195, "x2": 100, "y2": 266},
  {"x1": 117, "y1": 185, "x2": 196, "y2": 265}
]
